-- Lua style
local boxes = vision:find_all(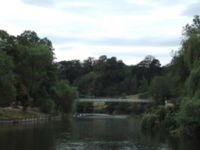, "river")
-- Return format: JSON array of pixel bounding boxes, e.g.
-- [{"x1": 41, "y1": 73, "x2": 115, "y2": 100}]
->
[{"x1": 0, "y1": 114, "x2": 199, "y2": 150}]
